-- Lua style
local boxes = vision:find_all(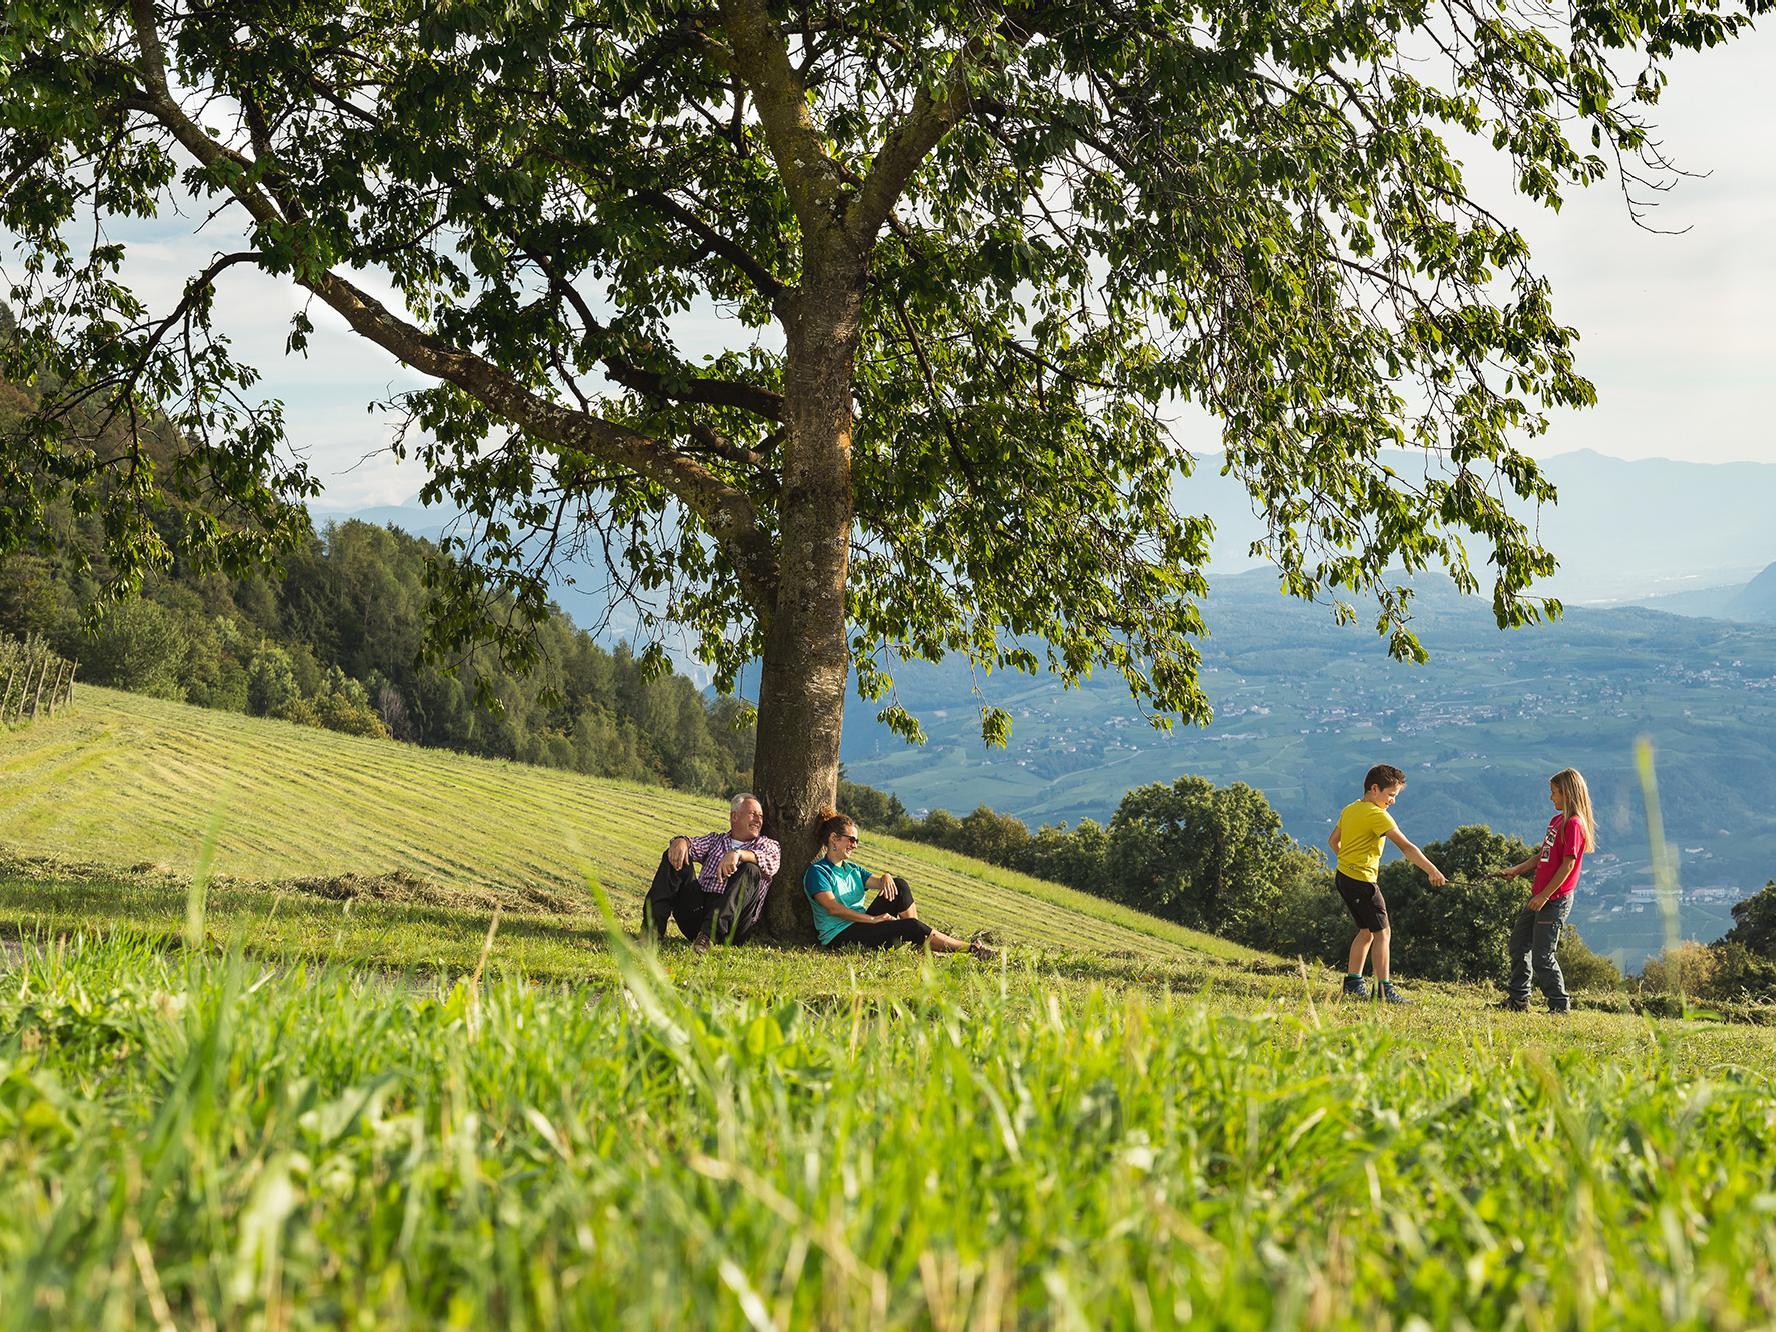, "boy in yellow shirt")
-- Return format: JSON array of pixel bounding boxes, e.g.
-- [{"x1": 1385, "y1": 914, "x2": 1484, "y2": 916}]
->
[{"x1": 1328, "y1": 764, "x2": 1446, "y2": 1003}]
